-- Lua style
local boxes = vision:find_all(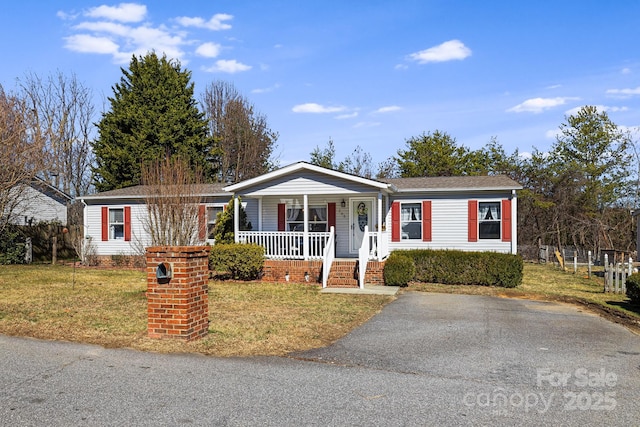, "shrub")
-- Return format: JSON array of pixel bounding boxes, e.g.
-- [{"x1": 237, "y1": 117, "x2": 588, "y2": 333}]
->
[
  {"x1": 383, "y1": 252, "x2": 416, "y2": 287},
  {"x1": 403, "y1": 249, "x2": 523, "y2": 288},
  {"x1": 210, "y1": 243, "x2": 264, "y2": 280},
  {"x1": 626, "y1": 273, "x2": 640, "y2": 304}
]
